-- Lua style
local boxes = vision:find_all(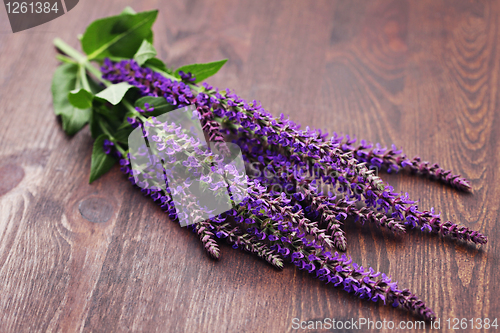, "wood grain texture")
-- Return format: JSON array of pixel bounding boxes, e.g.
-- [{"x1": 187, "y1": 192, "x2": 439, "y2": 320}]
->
[{"x1": 0, "y1": 0, "x2": 499, "y2": 332}]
